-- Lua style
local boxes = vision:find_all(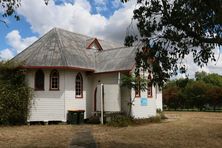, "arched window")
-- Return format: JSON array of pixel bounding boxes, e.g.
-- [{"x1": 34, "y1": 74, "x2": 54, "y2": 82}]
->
[
  {"x1": 50, "y1": 70, "x2": 59, "y2": 90},
  {"x1": 35, "y1": 69, "x2": 44, "y2": 90},
  {"x1": 147, "y1": 74, "x2": 152, "y2": 98},
  {"x1": 75, "y1": 73, "x2": 83, "y2": 98}
]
